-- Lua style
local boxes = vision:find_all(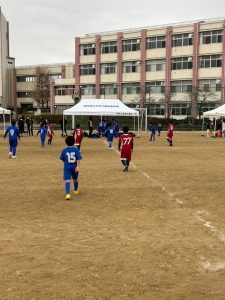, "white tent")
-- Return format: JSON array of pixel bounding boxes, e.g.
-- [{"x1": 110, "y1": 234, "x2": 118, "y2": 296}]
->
[
  {"x1": 202, "y1": 104, "x2": 225, "y2": 135},
  {"x1": 203, "y1": 104, "x2": 225, "y2": 117},
  {"x1": 63, "y1": 99, "x2": 140, "y2": 132},
  {"x1": 0, "y1": 107, "x2": 11, "y2": 131}
]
